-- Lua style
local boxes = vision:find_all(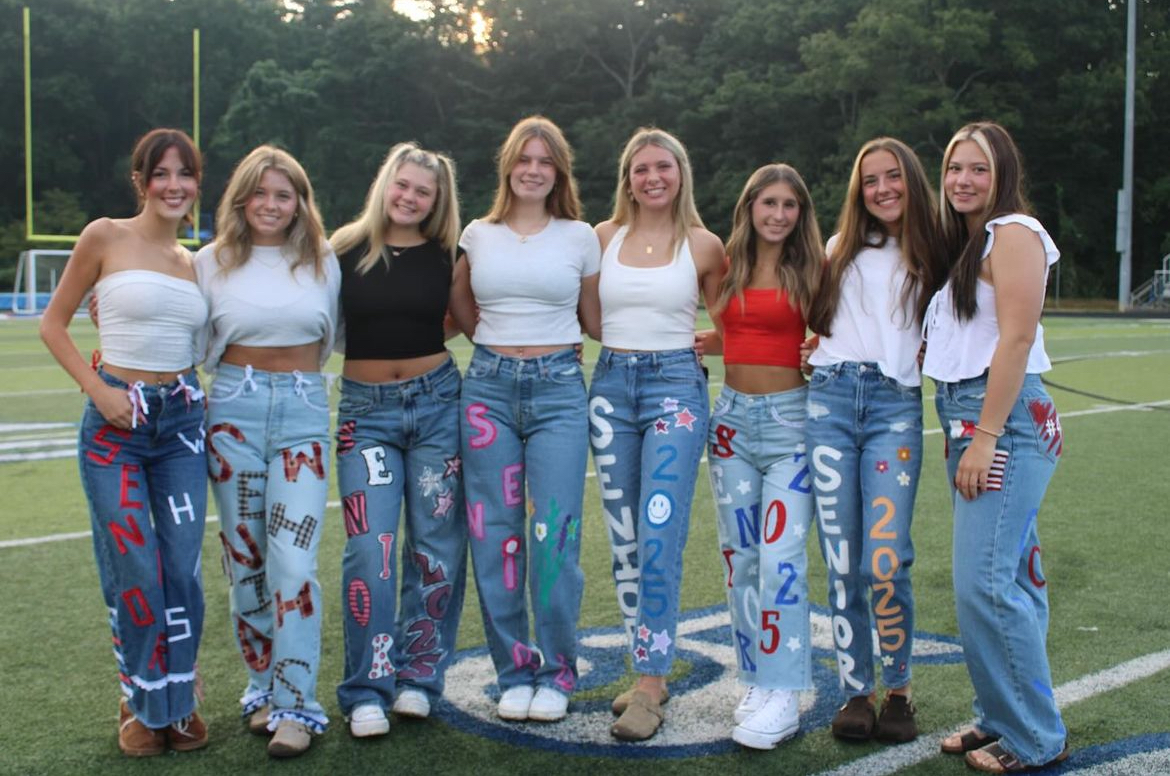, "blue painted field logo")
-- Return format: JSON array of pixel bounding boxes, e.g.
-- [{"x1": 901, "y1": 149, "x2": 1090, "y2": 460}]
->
[{"x1": 433, "y1": 604, "x2": 964, "y2": 758}]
